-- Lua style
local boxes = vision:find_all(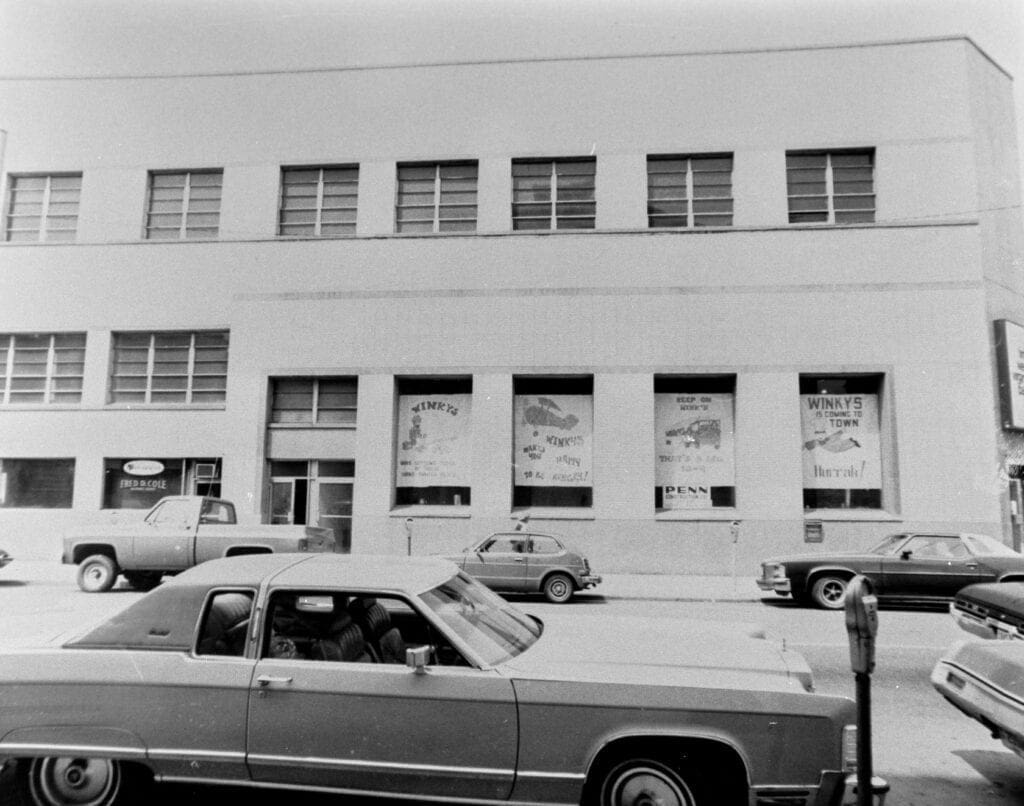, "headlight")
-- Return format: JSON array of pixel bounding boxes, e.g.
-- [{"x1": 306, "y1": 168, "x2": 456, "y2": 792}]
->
[
  {"x1": 773, "y1": 563, "x2": 787, "y2": 579},
  {"x1": 842, "y1": 725, "x2": 858, "y2": 772}
]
